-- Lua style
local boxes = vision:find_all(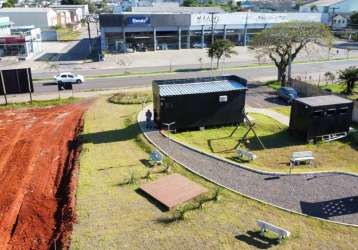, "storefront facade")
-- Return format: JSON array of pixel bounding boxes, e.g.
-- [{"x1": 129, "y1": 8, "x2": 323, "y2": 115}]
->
[
  {"x1": 100, "y1": 12, "x2": 329, "y2": 53},
  {"x1": 0, "y1": 26, "x2": 42, "y2": 59}
]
